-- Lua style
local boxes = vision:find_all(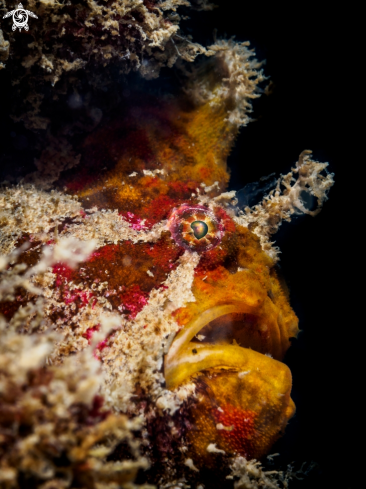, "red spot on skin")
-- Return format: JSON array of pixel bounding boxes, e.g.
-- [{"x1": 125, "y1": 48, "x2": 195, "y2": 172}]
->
[
  {"x1": 120, "y1": 284, "x2": 149, "y2": 318},
  {"x1": 90, "y1": 245, "x2": 119, "y2": 262},
  {"x1": 145, "y1": 240, "x2": 182, "y2": 272},
  {"x1": 85, "y1": 395, "x2": 110, "y2": 425},
  {"x1": 82, "y1": 324, "x2": 101, "y2": 344},
  {"x1": 95, "y1": 339, "x2": 108, "y2": 358},
  {"x1": 120, "y1": 211, "x2": 154, "y2": 230},
  {"x1": 199, "y1": 167, "x2": 212, "y2": 179},
  {"x1": 64, "y1": 288, "x2": 93, "y2": 307},
  {"x1": 168, "y1": 181, "x2": 196, "y2": 197},
  {"x1": 53, "y1": 263, "x2": 94, "y2": 309},
  {"x1": 64, "y1": 167, "x2": 97, "y2": 192},
  {"x1": 214, "y1": 404, "x2": 257, "y2": 458},
  {"x1": 141, "y1": 195, "x2": 177, "y2": 223},
  {"x1": 80, "y1": 209, "x2": 87, "y2": 219},
  {"x1": 53, "y1": 263, "x2": 74, "y2": 287},
  {"x1": 143, "y1": 176, "x2": 160, "y2": 187},
  {"x1": 196, "y1": 246, "x2": 227, "y2": 272},
  {"x1": 214, "y1": 207, "x2": 236, "y2": 233},
  {"x1": 126, "y1": 180, "x2": 199, "y2": 227},
  {"x1": 82, "y1": 325, "x2": 114, "y2": 359}
]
